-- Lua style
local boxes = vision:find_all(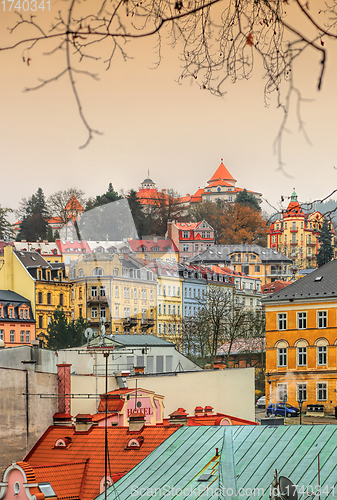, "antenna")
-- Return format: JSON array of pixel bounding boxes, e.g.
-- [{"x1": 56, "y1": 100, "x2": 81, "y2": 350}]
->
[
  {"x1": 84, "y1": 328, "x2": 93, "y2": 345},
  {"x1": 279, "y1": 476, "x2": 298, "y2": 500}
]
